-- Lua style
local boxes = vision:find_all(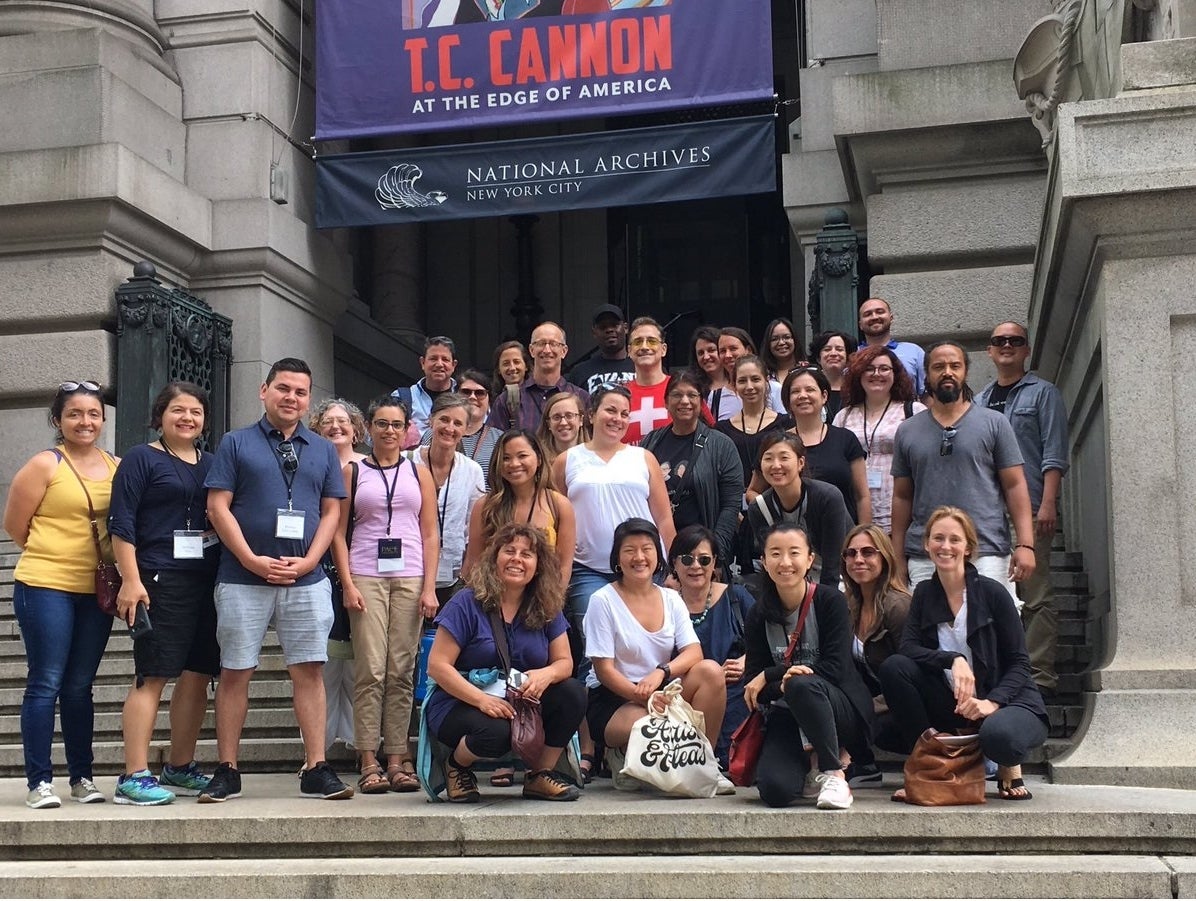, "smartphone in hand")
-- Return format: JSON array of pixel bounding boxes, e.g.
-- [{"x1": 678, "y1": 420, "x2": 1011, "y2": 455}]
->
[{"x1": 129, "y1": 604, "x2": 152, "y2": 639}]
